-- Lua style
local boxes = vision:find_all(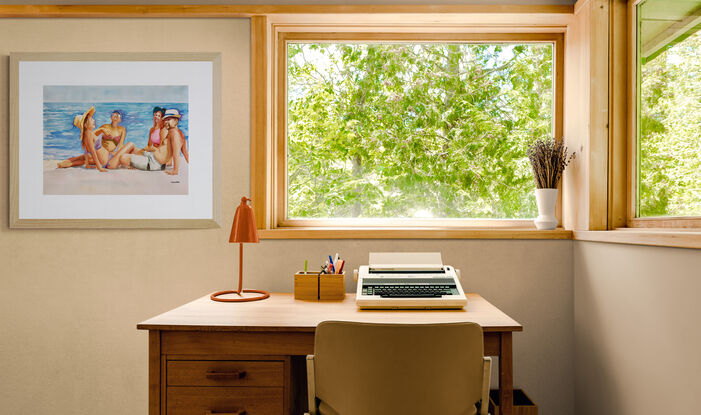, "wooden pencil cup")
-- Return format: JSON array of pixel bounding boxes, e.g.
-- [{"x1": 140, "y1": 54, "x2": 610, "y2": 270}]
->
[
  {"x1": 294, "y1": 272, "x2": 345, "y2": 301},
  {"x1": 294, "y1": 272, "x2": 319, "y2": 300},
  {"x1": 319, "y1": 272, "x2": 345, "y2": 300}
]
